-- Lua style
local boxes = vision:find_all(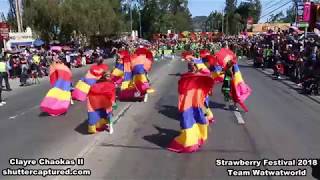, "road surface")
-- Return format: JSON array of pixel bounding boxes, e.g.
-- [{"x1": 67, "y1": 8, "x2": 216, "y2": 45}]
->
[{"x1": 0, "y1": 57, "x2": 319, "y2": 180}]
